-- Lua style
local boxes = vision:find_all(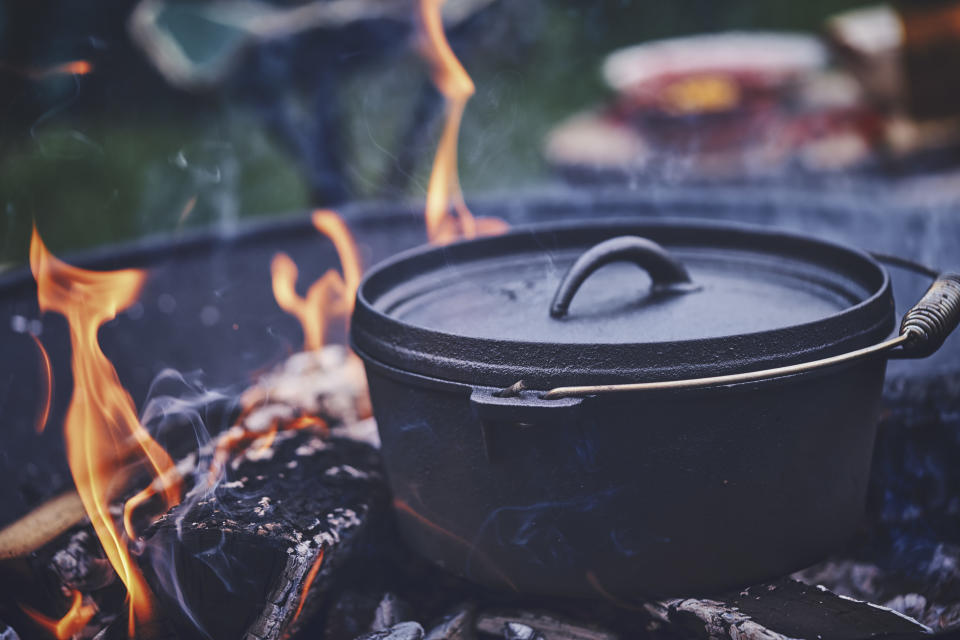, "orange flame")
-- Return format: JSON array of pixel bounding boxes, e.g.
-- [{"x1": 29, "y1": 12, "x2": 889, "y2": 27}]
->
[
  {"x1": 21, "y1": 590, "x2": 97, "y2": 640},
  {"x1": 29, "y1": 227, "x2": 179, "y2": 635},
  {"x1": 271, "y1": 210, "x2": 361, "y2": 351},
  {"x1": 30, "y1": 333, "x2": 53, "y2": 433},
  {"x1": 0, "y1": 59, "x2": 93, "y2": 79},
  {"x1": 416, "y1": 0, "x2": 508, "y2": 245}
]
